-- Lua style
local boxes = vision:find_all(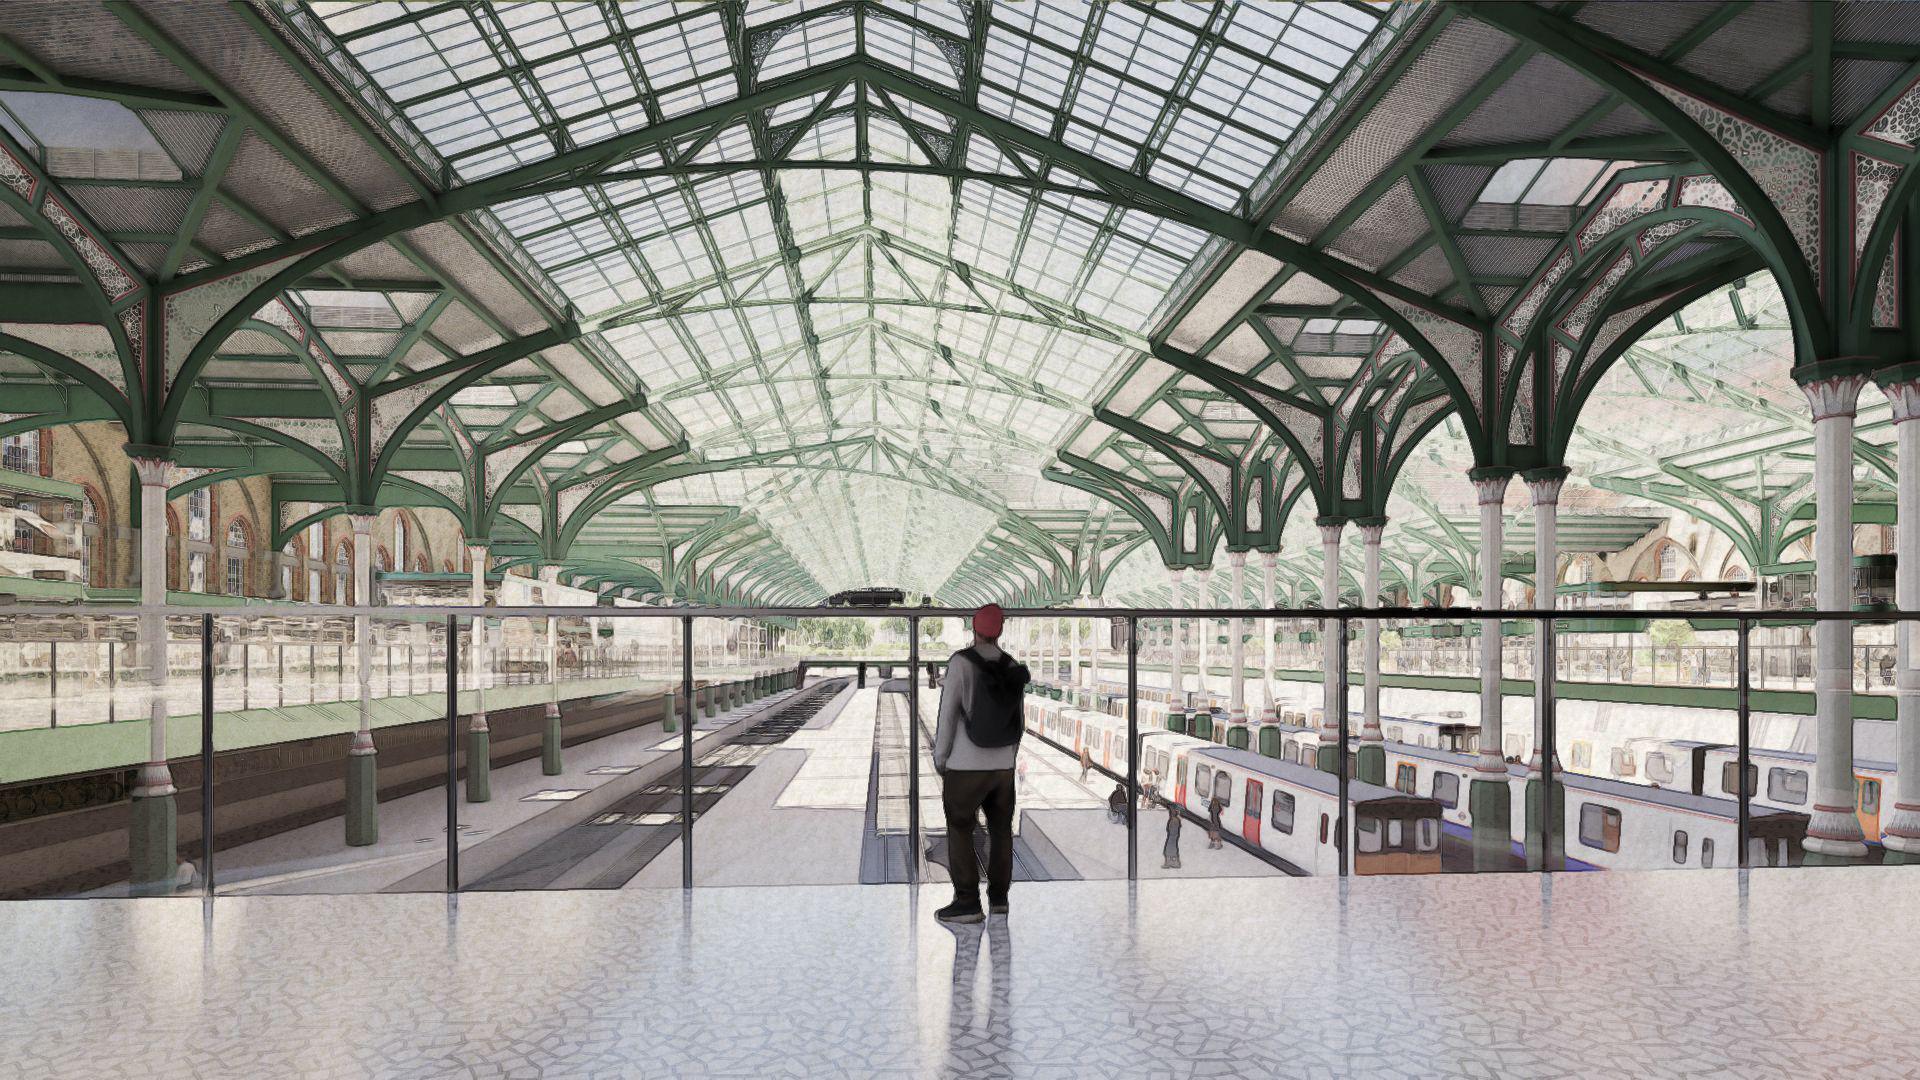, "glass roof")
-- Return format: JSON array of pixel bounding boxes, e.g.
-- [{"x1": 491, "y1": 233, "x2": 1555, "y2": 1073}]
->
[{"x1": 303, "y1": 0, "x2": 1389, "y2": 595}]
